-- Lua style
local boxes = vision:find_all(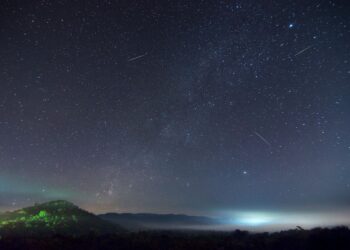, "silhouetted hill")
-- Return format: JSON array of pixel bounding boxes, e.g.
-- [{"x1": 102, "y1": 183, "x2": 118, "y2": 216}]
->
[
  {"x1": 99, "y1": 213, "x2": 221, "y2": 230},
  {"x1": 0, "y1": 200, "x2": 123, "y2": 236}
]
